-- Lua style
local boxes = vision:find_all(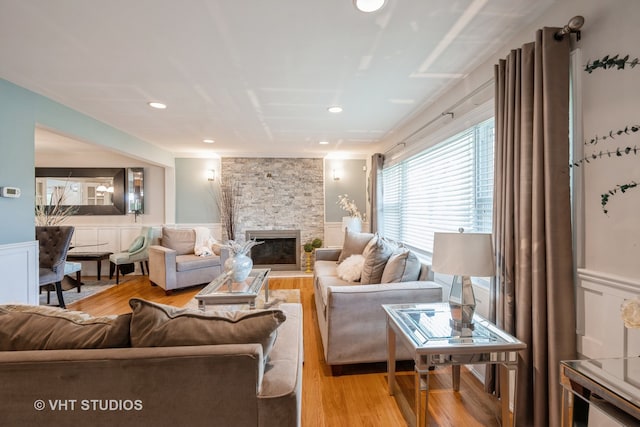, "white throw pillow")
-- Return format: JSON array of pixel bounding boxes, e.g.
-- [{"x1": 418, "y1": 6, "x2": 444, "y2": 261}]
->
[{"x1": 336, "y1": 254, "x2": 365, "y2": 282}]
